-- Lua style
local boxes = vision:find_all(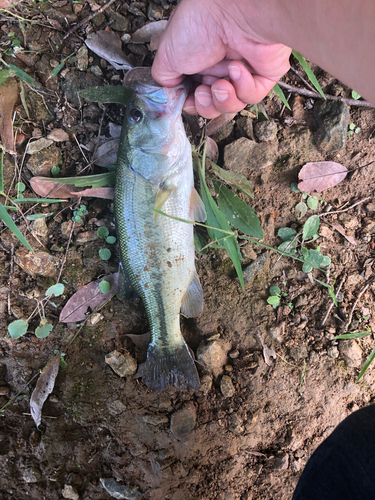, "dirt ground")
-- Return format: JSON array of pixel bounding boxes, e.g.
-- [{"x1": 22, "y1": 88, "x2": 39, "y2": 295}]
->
[{"x1": 1, "y1": 2, "x2": 375, "y2": 499}]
